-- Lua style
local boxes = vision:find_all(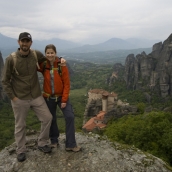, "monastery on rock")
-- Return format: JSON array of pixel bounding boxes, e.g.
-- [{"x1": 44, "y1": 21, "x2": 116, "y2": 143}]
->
[{"x1": 82, "y1": 89, "x2": 117, "y2": 132}]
